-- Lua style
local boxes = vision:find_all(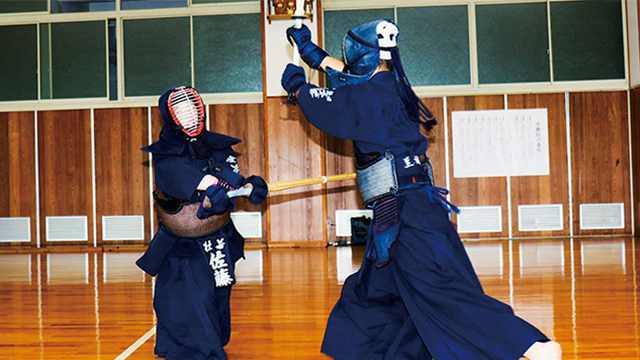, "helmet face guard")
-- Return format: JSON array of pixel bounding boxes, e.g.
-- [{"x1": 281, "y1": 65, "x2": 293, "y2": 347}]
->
[{"x1": 166, "y1": 86, "x2": 205, "y2": 138}]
